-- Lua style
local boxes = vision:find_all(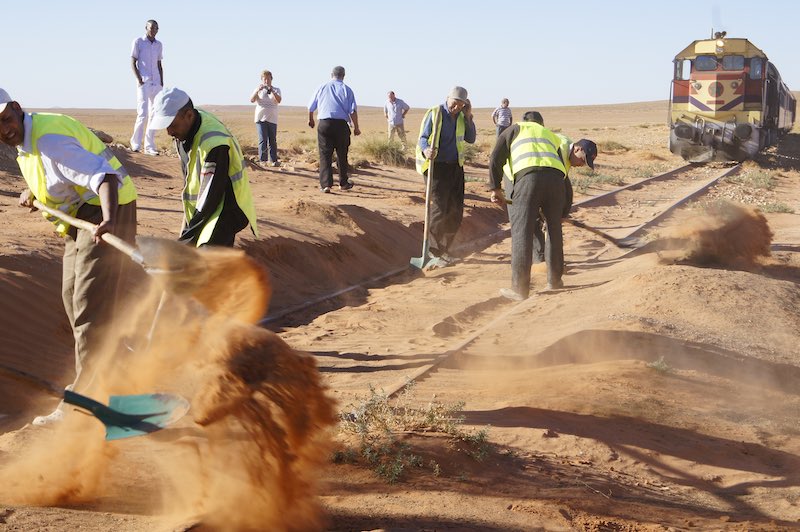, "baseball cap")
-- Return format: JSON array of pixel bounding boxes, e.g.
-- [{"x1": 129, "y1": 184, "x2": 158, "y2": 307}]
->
[
  {"x1": 148, "y1": 87, "x2": 191, "y2": 130},
  {"x1": 447, "y1": 86, "x2": 468, "y2": 102},
  {"x1": 0, "y1": 88, "x2": 12, "y2": 113},
  {"x1": 575, "y1": 139, "x2": 598, "y2": 169}
]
